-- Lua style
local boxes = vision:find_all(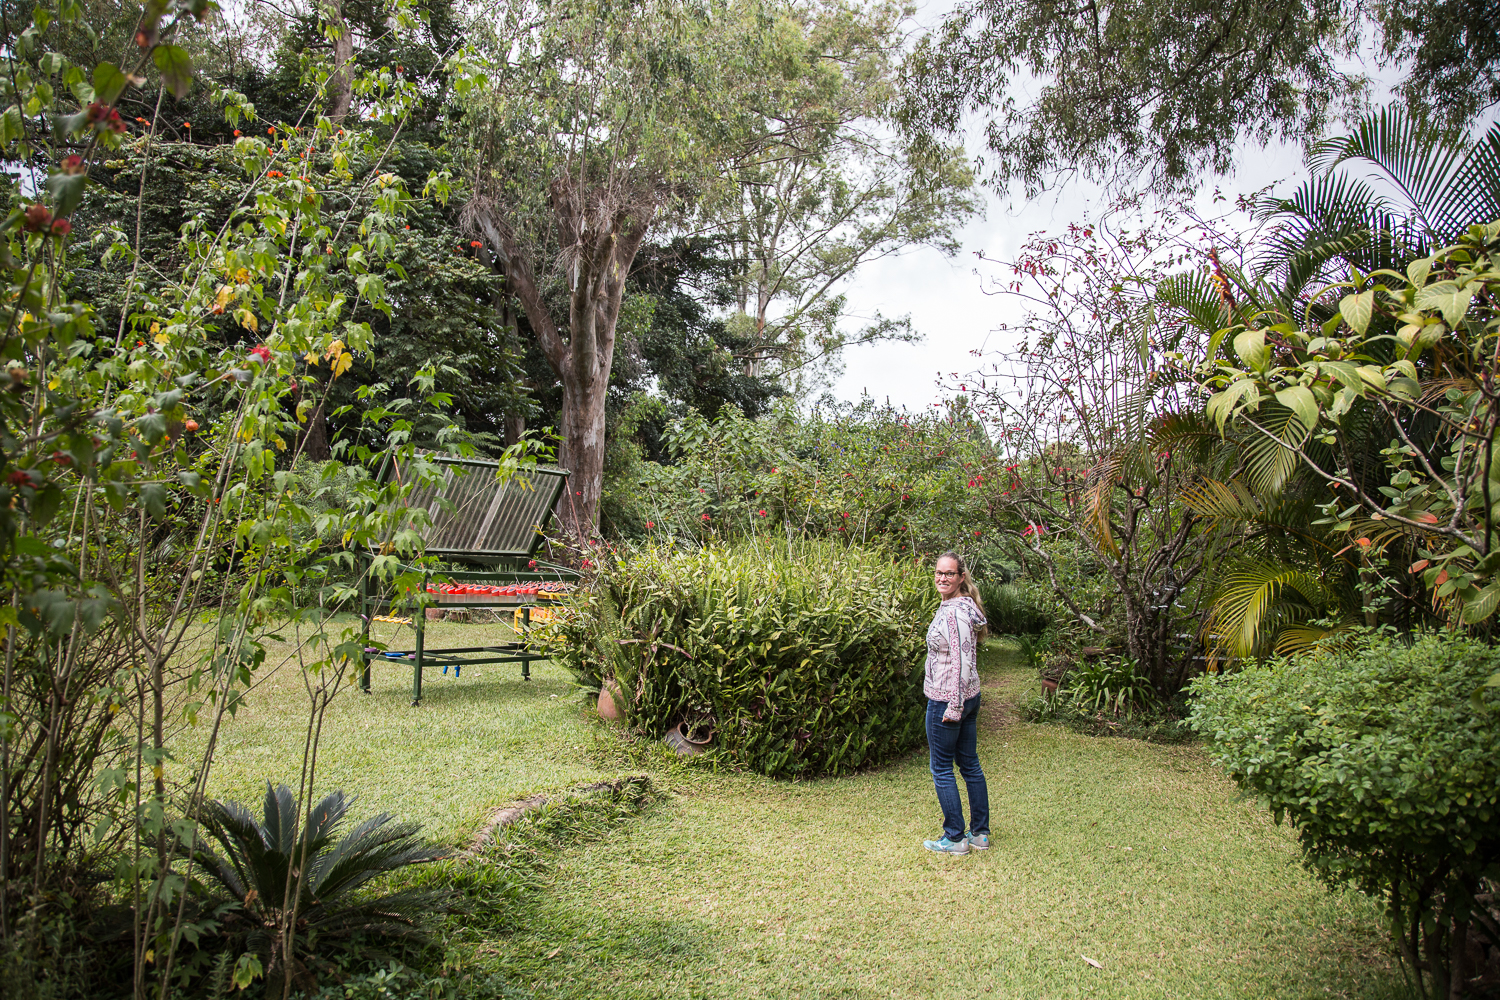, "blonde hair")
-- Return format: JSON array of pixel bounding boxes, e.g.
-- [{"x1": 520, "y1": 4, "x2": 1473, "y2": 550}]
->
[{"x1": 937, "y1": 550, "x2": 990, "y2": 642}]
